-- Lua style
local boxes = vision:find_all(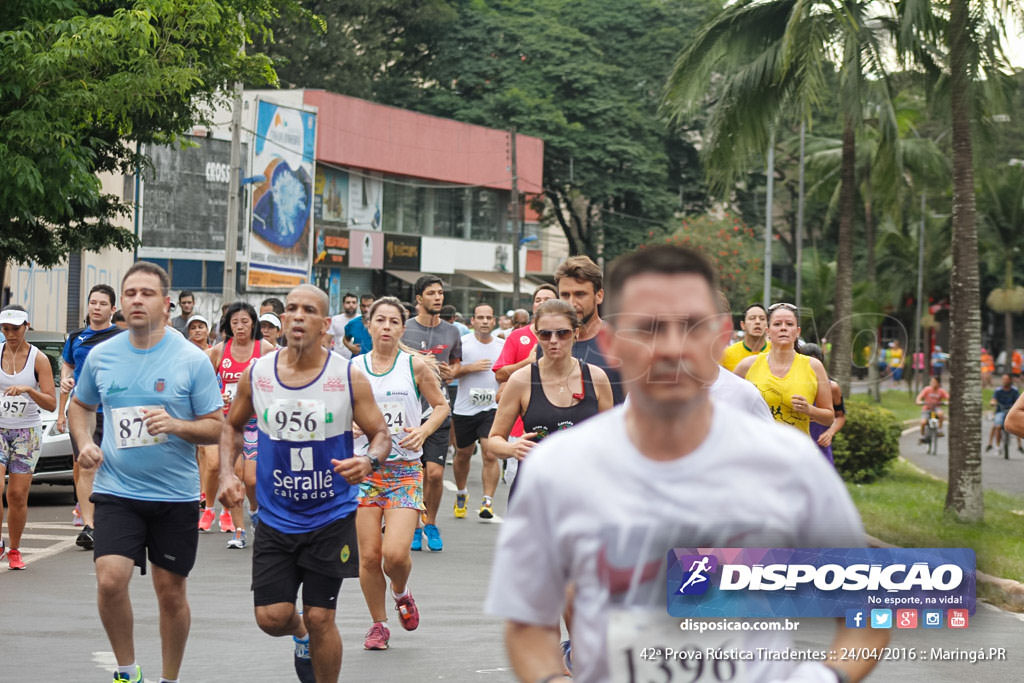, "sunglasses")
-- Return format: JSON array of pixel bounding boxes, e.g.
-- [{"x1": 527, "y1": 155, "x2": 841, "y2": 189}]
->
[
  {"x1": 768, "y1": 302, "x2": 798, "y2": 312},
  {"x1": 536, "y1": 328, "x2": 574, "y2": 341}
]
